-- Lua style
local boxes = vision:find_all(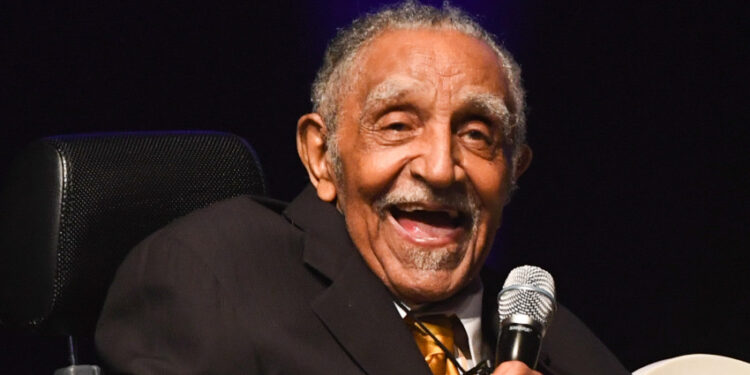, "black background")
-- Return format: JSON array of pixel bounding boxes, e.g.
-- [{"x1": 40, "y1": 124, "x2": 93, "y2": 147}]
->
[{"x1": 2, "y1": 0, "x2": 747, "y2": 372}]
